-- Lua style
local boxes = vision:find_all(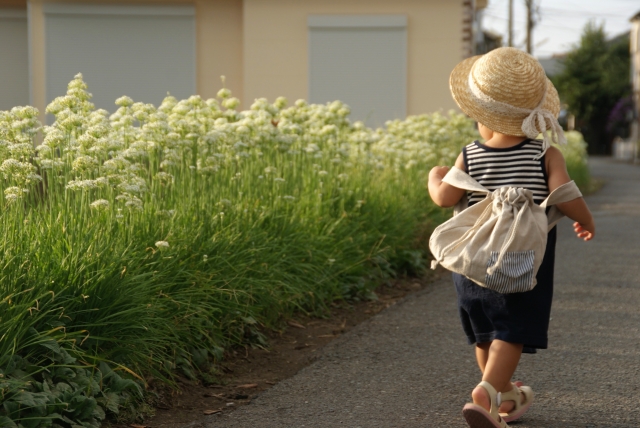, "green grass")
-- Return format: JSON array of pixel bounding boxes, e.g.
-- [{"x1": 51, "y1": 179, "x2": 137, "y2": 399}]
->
[
  {"x1": 559, "y1": 130, "x2": 591, "y2": 191},
  {"x1": 0, "y1": 75, "x2": 590, "y2": 427}
]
